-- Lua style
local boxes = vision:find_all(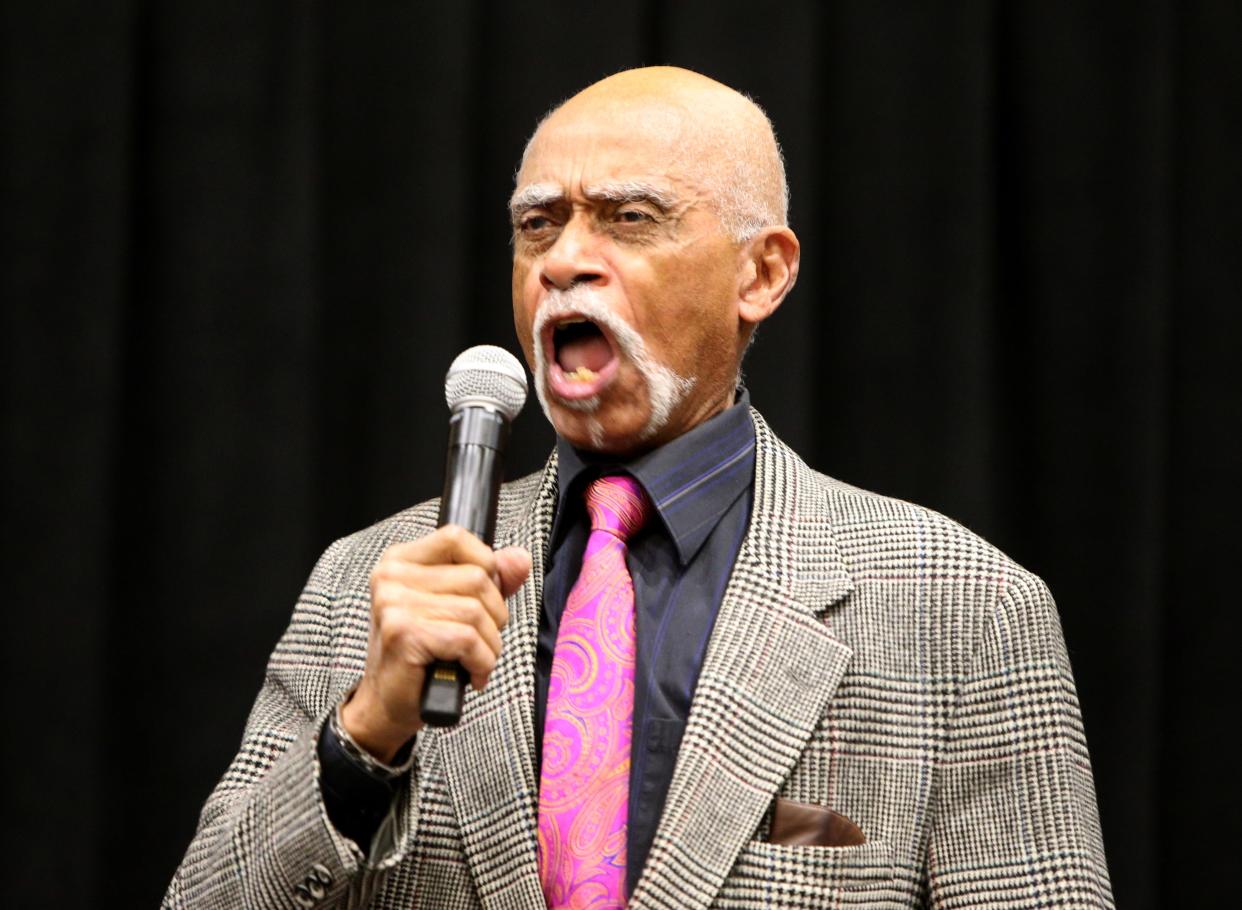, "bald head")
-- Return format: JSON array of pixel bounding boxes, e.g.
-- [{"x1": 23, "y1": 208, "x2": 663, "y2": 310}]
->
[{"x1": 516, "y1": 67, "x2": 788, "y2": 243}]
